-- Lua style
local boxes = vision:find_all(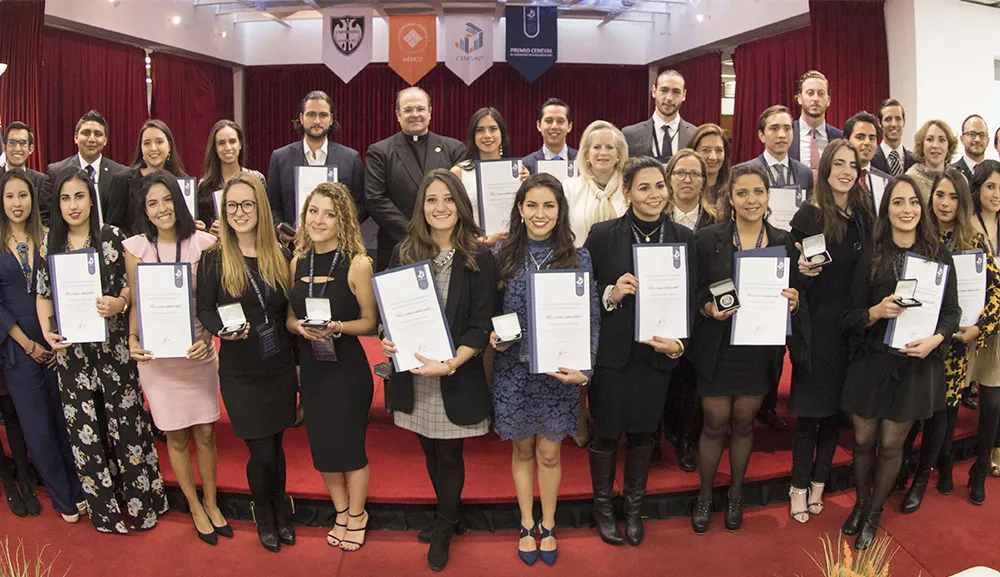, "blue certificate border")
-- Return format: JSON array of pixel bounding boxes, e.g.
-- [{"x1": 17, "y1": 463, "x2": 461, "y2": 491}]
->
[
  {"x1": 731, "y1": 246, "x2": 791, "y2": 345},
  {"x1": 632, "y1": 243, "x2": 689, "y2": 341},
  {"x1": 372, "y1": 260, "x2": 456, "y2": 372},
  {"x1": 884, "y1": 251, "x2": 949, "y2": 348},
  {"x1": 48, "y1": 247, "x2": 109, "y2": 343},
  {"x1": 527, "y1": 267, "x2": 589, "y2": 374},
  {"x1": 475, "y1": 159, "x2": 520, "y2": 234},
  {"x1": 135, "y1": 262, "x2": 196, "y2": 352}
]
